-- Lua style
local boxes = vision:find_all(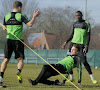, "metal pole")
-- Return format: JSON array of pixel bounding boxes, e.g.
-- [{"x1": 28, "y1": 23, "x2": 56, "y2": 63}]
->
[{"x1": 84, "y1": 0, "x2": 87, "y2": 20}]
